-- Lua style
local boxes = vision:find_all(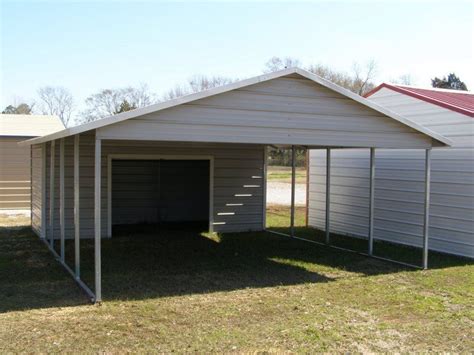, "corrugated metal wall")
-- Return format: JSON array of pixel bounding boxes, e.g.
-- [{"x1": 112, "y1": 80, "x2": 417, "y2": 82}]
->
[
  {"x1": 32, "y1": 132, "x2": 265, "y2": 238},
  {"x1": 0, "y1": 137, "x2": 31, "y2": 210},
  {"x1": 308, "y1": 87, "x2": 474, "y2": 258}
]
